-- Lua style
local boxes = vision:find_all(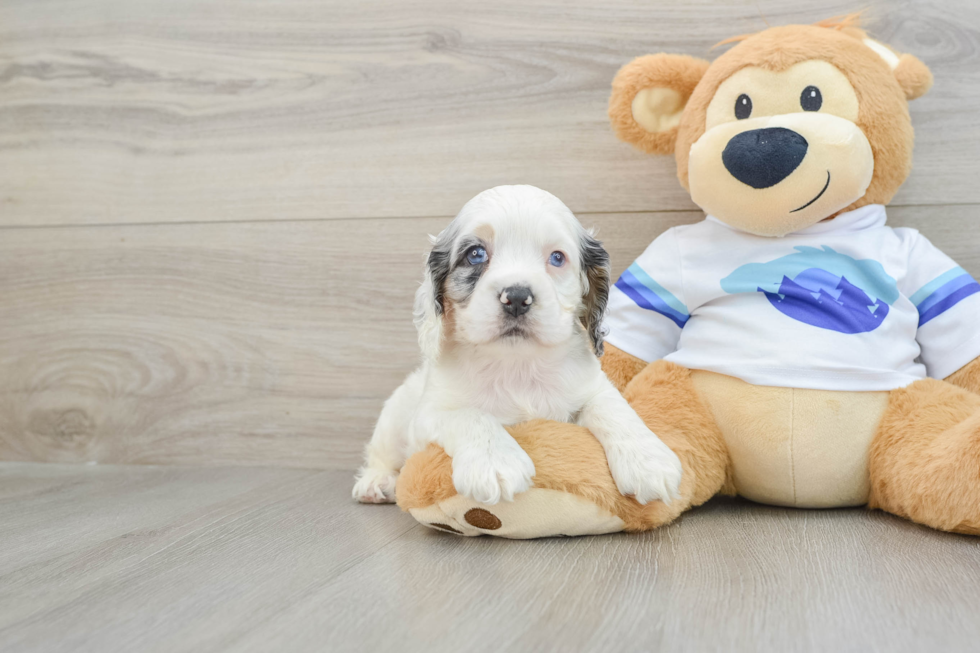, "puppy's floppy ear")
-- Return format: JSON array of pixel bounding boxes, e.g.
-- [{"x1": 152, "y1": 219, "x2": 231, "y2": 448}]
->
[
  {"x1": 609, "y1": 53, "x2": 710, "y2": 155},
  {"x1": 579, "y1": 230, "x2": 611, "y2": 356},
  {"x1": 413, "y1": 224, "x2": 455, "y2": 360}
]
